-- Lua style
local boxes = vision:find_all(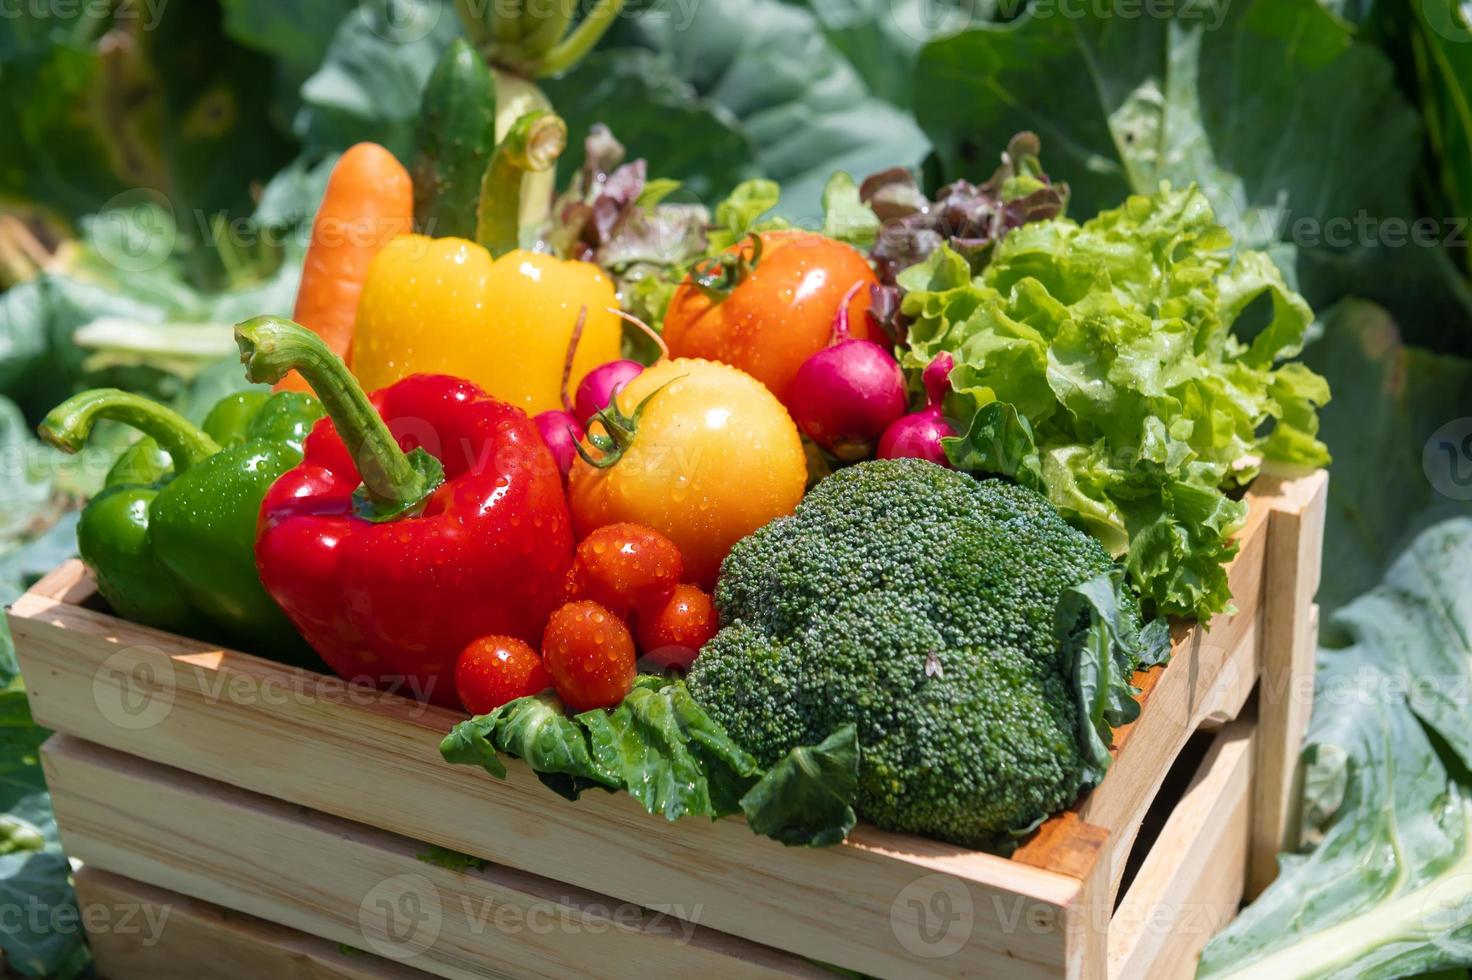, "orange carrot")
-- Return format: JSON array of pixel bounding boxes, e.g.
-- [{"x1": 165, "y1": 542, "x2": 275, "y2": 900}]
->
[{"x1": 278, "y1": 143, "x2": 413, "y2": 392}]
